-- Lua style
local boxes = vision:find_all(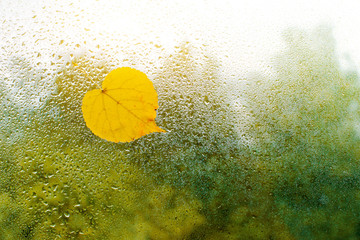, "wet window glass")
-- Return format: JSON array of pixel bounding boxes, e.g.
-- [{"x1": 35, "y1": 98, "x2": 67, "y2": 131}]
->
[{"x1": 1, "y1": 0, "x2": 360, "y2": 239}]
